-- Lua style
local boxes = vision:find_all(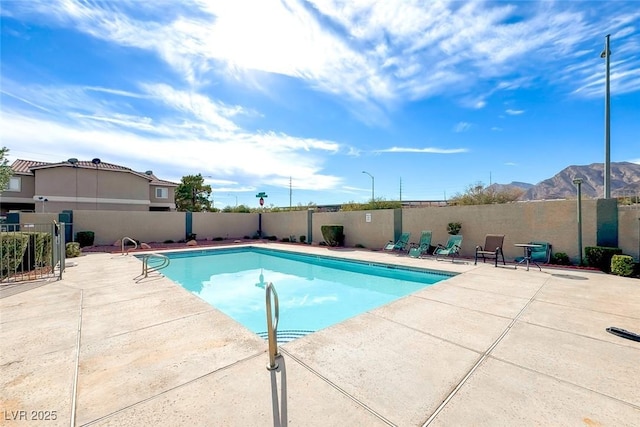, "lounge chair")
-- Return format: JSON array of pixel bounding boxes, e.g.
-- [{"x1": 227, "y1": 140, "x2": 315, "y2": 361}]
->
[
  {"x1": 408, "y1": 231, "x2": 432, "y2": 258},
  {"x1": 515, "y1": 241, "x2": 552, "y2": 264},
  {"x1": 433, "y1": 235, "x2": 463, "y2": 262},
  {"x1": 474, "y1": 234, "x2": 506, "y2": 267},
  {"x1": 383, "y1": 232, "x2": 411, "y2": 253}
]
